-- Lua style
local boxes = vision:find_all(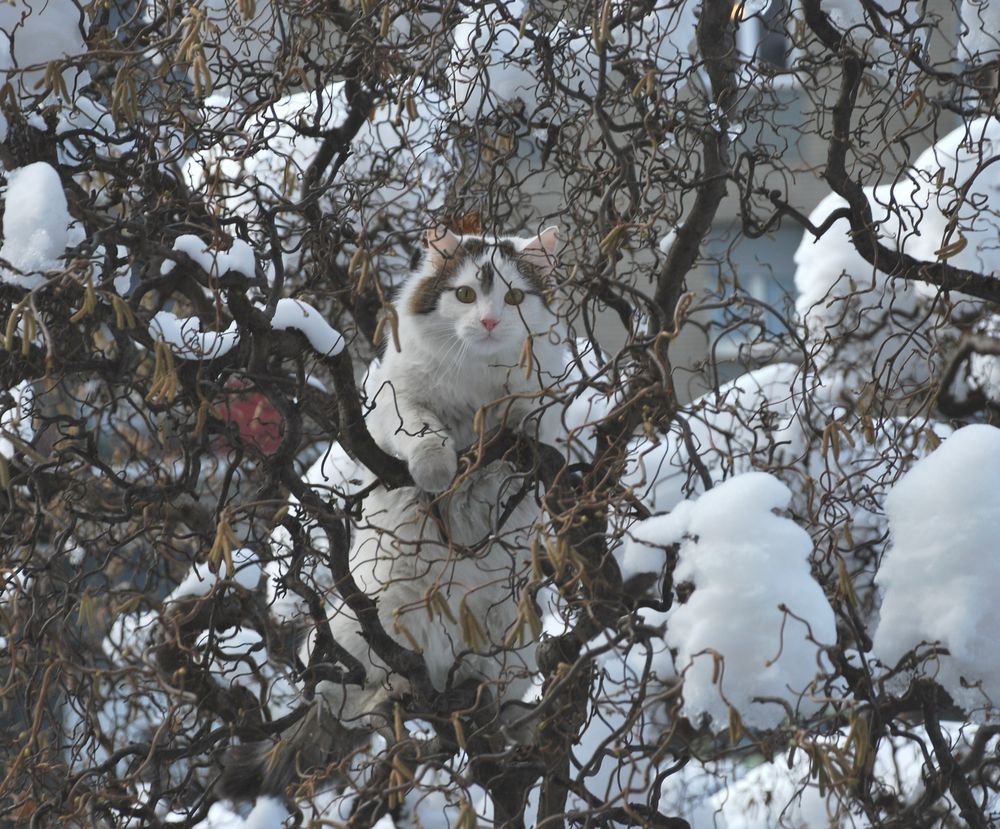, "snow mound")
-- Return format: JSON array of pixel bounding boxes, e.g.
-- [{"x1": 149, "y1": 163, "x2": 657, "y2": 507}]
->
[
  {"x1": 266, "y1": 440, "x2": 367, "y2": 624},
  {"x1": 628, "y1": 472, "x2": 836, "y2": 730},
  {"x1": 873, "y1": 424, "x2": 1000, "y2": 717},
  {"x1": 622, "y1": 362, "x2": 817, "y2": 515},
  {"x1": 1, "y1": 162, "x2": 74, "y2": 288}
]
